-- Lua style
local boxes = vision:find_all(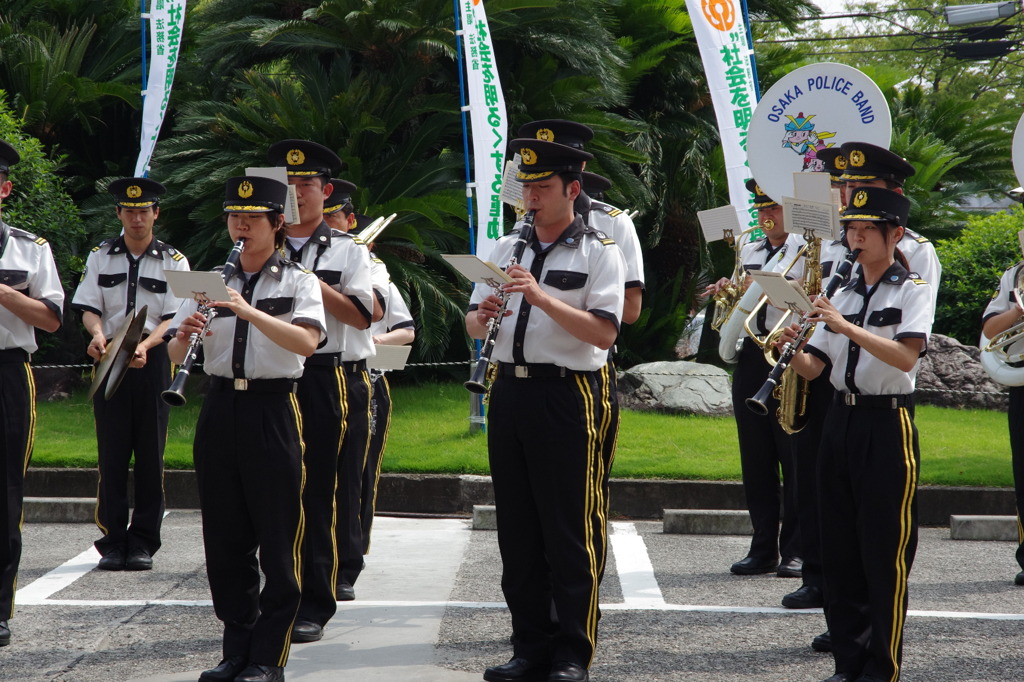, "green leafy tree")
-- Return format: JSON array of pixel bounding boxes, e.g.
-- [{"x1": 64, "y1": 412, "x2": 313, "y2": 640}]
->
[
  {"x1": 934, "y1": 204, "x2": 1024, "y2": 343},
  {"x1": 0, "y1": 91, "x2": 87, "y2": 361}
]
